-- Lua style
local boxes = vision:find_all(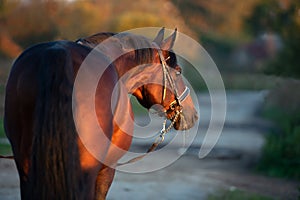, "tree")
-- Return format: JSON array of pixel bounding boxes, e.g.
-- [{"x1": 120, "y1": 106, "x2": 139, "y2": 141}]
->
[
  {"x1": 5, "y1": 0, "x2": 58, "y2": 47},
  {"x1": 0, "y1": 0, "x2": 195, "y2": 56},
  {"x1": 245, "y1": 0, "x2": 300, "y2": 78},
  {"x1": 0, "y1": 0, "x2": 23, "y2": 57}
]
